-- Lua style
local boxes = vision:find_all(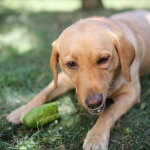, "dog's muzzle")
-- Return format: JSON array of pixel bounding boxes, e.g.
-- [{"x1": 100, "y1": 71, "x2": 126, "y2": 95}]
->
[
  {"x1": 85, "y1": 94, "x2": 105, "y2": 114},
  {"x1": 88, "y1": 103, "x2": 105, "y2": 114}
]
